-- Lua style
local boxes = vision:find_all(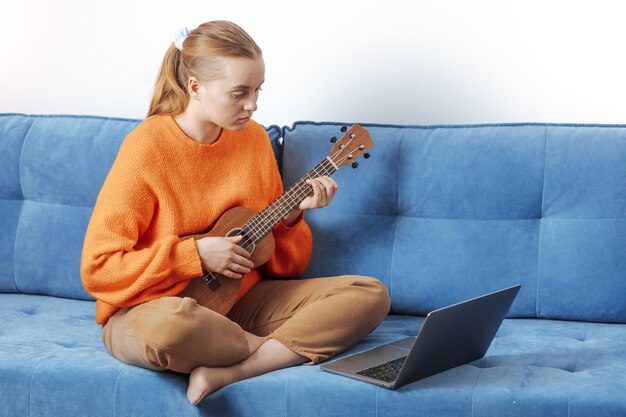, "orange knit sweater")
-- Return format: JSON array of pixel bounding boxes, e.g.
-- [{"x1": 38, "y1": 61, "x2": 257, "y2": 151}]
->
[{"x1": 80, "y1": 115, "x2": 313, "y2": 324}]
